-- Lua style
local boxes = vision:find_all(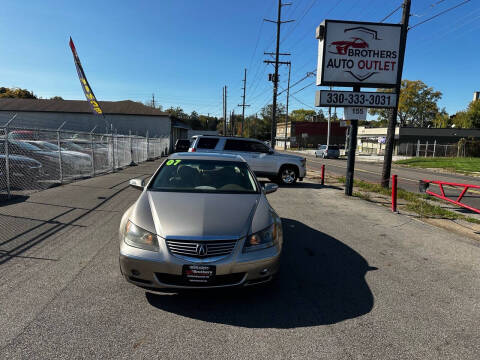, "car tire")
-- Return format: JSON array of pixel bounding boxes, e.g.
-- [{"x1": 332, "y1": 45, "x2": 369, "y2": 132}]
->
[{"x1": 278, "y1": 165, "x2": 298, "y2": 186}]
